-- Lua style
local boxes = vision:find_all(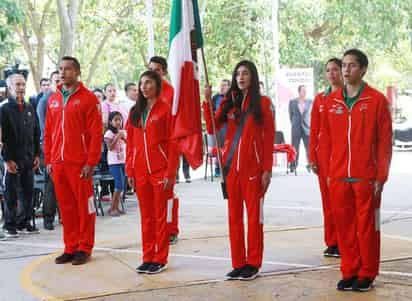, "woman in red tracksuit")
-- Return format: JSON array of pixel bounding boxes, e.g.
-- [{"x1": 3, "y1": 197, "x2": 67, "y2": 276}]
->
[
  {"x1": 203, "y1": 60, "x2": 275, "y2": 280},
  {"x1": 126, "y1": 70, "x2": 179, "y2": 275},
  {"x1": 308, "y1": 58, "x2": 343, "y2": 258}
]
